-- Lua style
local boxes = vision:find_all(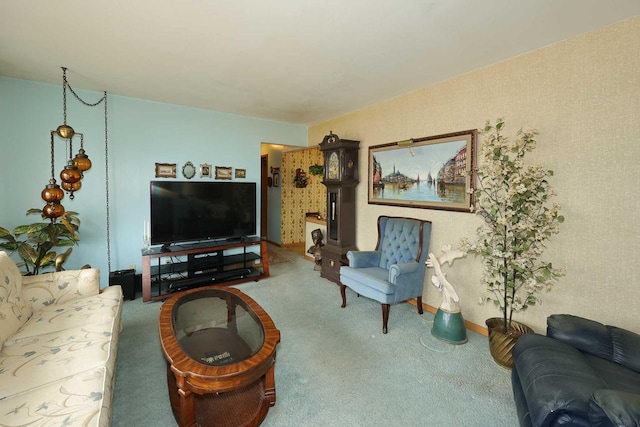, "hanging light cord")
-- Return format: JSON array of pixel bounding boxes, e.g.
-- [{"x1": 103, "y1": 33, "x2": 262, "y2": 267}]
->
[
  {"x1": 68, "y1": 135, "x2": 73, "y2": 161},
  {"x1": 62, "y1": 68, "x2": 68, "y2": 125},
  {"x1": 67, "y1": 83, "x2": 107, "y2": 107},
  {"x1": 49, "y1": 133, "x2": 55, "y2": 179},
  {"x1": 65, "y1": 80, "x2": 111, "y2": 273},
  {"x1": 104, "y1": 93, "x2": 111, "y2": 273}
]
